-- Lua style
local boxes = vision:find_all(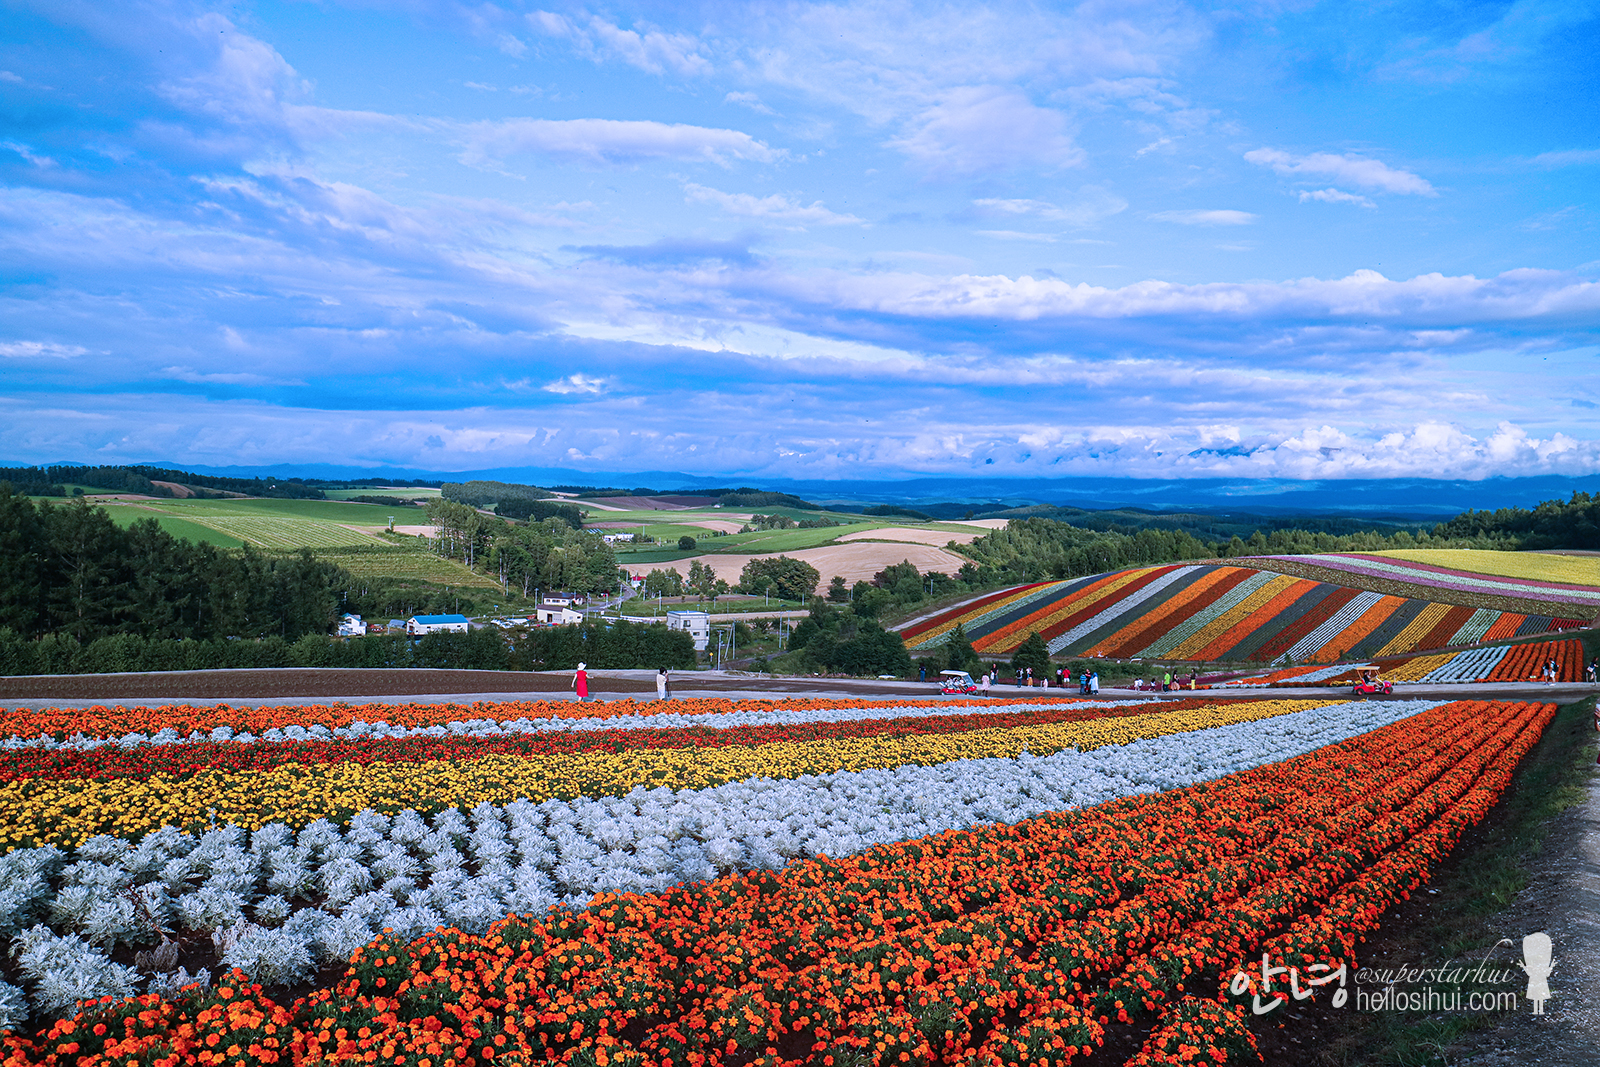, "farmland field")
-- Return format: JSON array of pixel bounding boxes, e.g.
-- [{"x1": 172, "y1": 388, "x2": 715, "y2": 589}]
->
[
  {"x1": 0, "y1": 691, "x2": 1556, "y2": 1065},
  {"x1": 315, "y1": 546, "x2": 504, "y2": 588},
  {"x1": 96, "y1": 507, "x2": 246, "y2": 548}
]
